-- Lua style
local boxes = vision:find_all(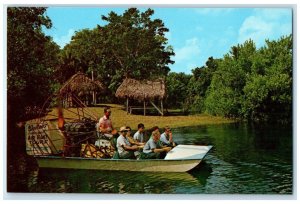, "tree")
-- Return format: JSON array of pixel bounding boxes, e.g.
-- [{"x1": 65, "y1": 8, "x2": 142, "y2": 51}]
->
[
  {"x1": 100, "y1": 8, "x2": 174, "y2": 82},
  {"x1": 184, "y1": 57, "x2": 218, "y2": 113},
  {"x1": 7, "y1": 7, "x2": 60, "y2": 153},
  {"x1": 201, "y1": 36, "x2": 292, "y2": 123},
  {"x1": 204, "y1": 40, "x2": 256, "y2": 118},
  {"x1": 62, "y1": 8, "x2": 175, "y2": 97},
  {"x1": 165, "y1": 72, "x2": 191, "y2": 110},
  {"x1": 8, "y1": 7, "x2": 60, "y2": 120},
  {"x1": 241, "y1": 35, "x2": 292, "y2": 122}
]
